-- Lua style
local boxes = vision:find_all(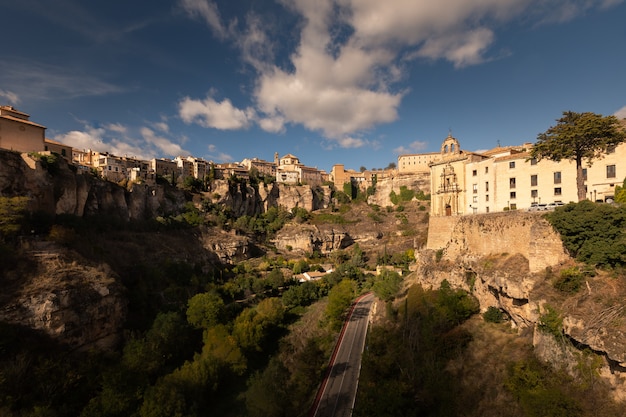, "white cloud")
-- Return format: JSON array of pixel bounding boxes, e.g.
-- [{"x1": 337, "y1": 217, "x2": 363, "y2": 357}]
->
[
  {"x1": 153, "y1": 121, "x2": 170, "y2": 133},
  {"x1": 258, "y1": 116, "x2": 285, "y2": 134},
  {"x1": 179, "y1": 0, "x2": 232, "y2": 39},
  {"x1": 614, "y1": 105, "x2": 626, "y2": 120},
  {"x1": 54, "y1": 121, "x2": 188, "y2": 160},
  {"x1": 178, "y1": 95, "x2": 256, "y2": 130},
  {"x1": 180, "y1": 0, "x2": 624, "y2": 147},
  {"x1": 141, "y1": 127, "x2": 187, "y2": 157},
  {"x1": 0, "y1": 89, "x2": 20, "y2": 105},
  {"x1": 105, "y1": 123, "x2": 127, "y2": 134},
  {"x1": 336, "y1": 137, "x2": 367, "y2": 148},
  {"x1": 394, "y1": 140, "x2": 429, "y2": 154}
]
